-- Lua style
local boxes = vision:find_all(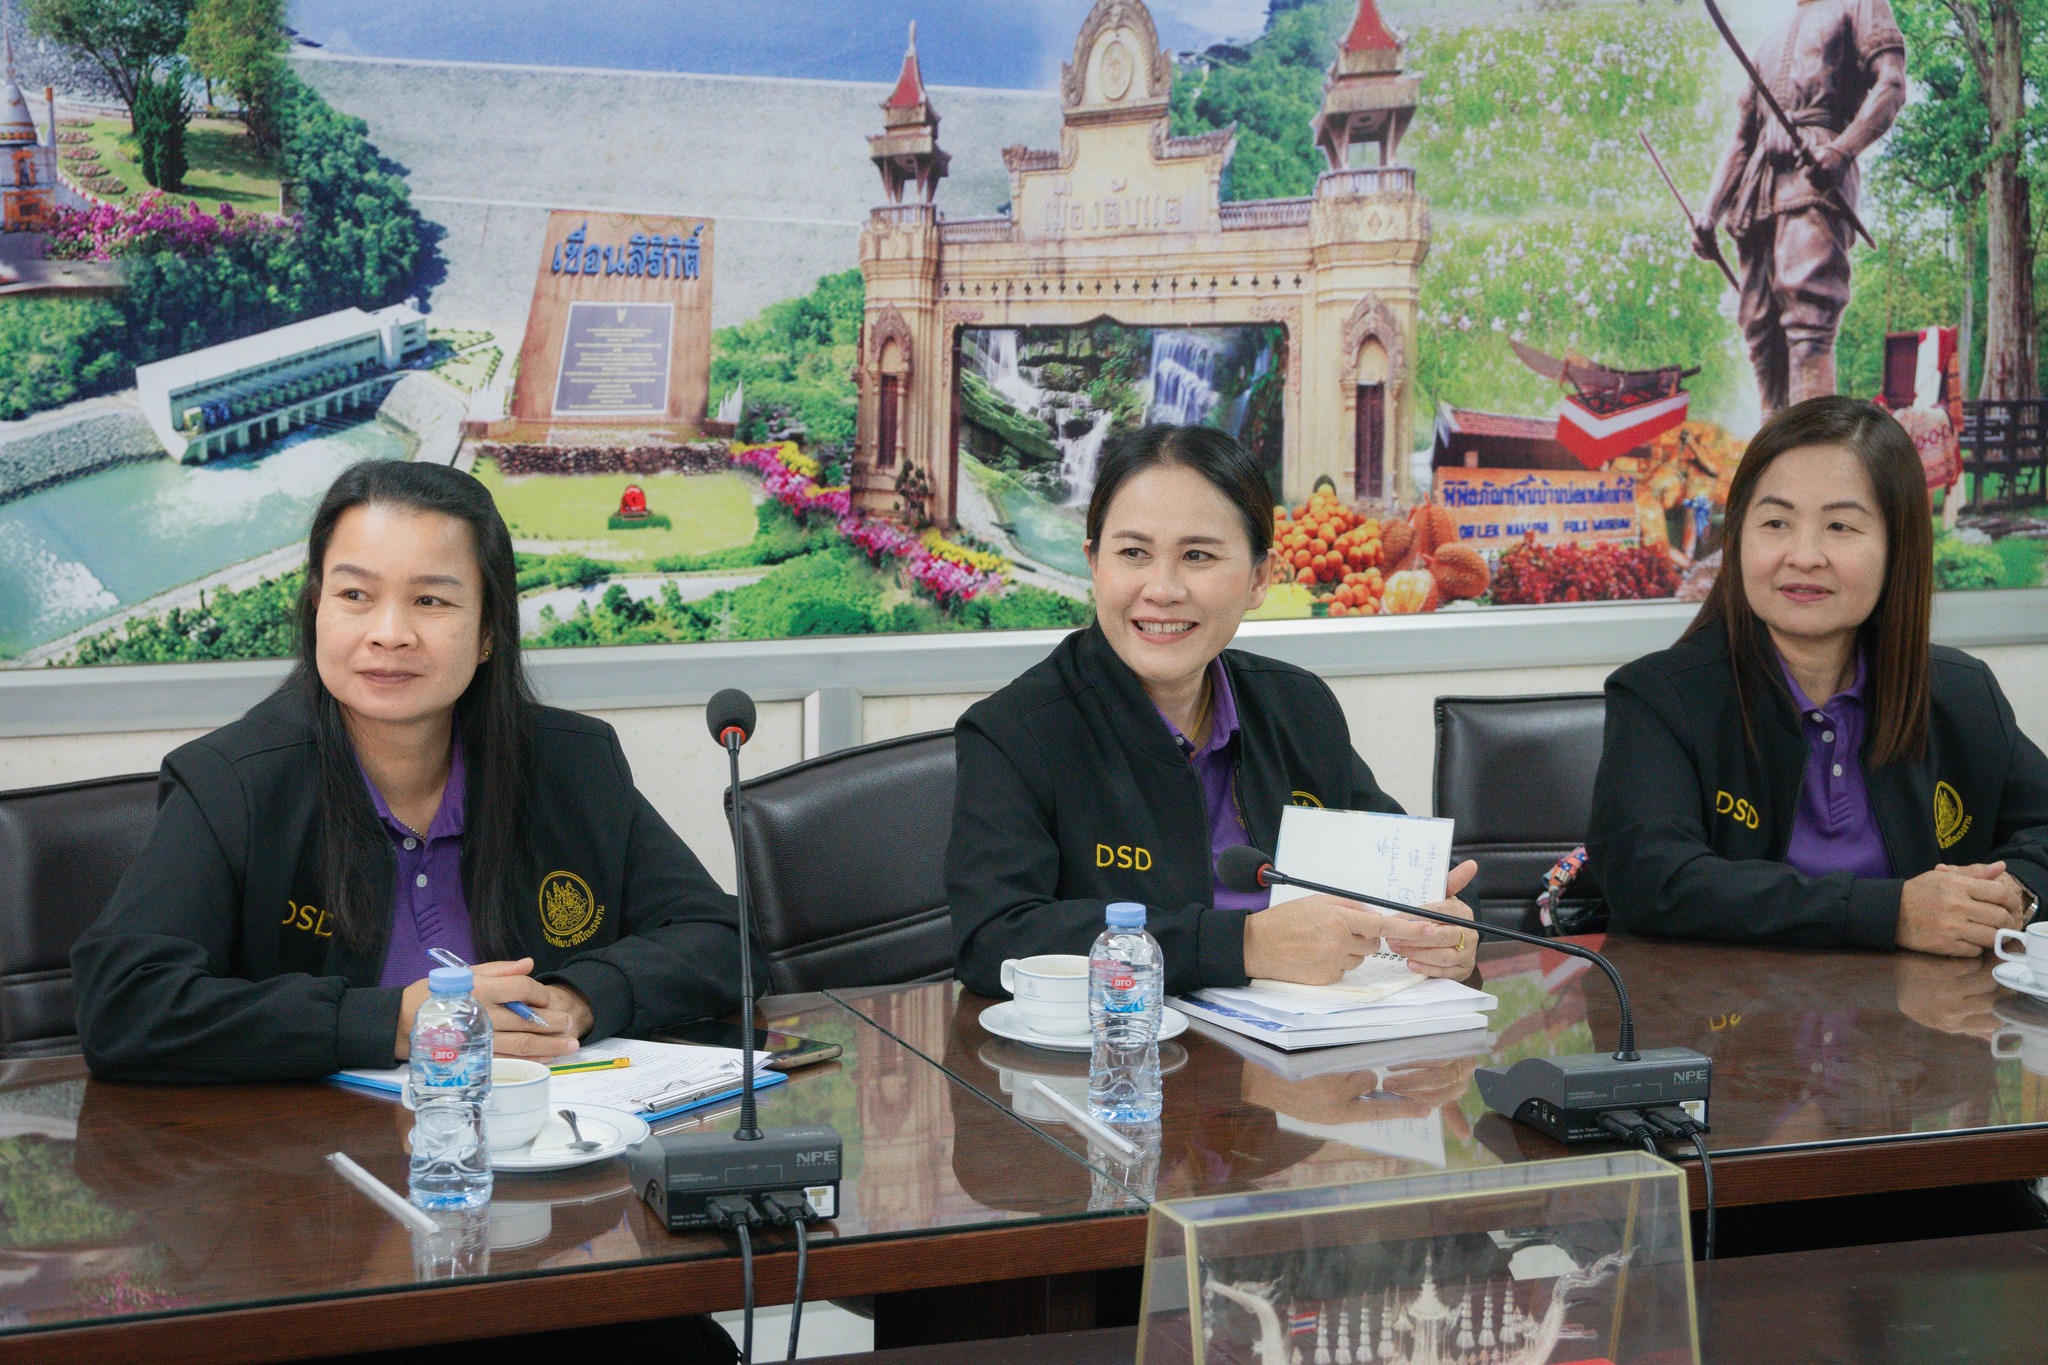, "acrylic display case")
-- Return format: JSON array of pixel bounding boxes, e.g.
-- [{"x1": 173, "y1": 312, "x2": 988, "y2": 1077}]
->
[{"x1": 1136, "y1": 1151, "x2": 1698, "y2": 1365}]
